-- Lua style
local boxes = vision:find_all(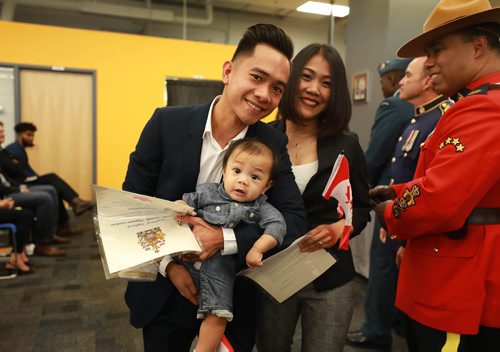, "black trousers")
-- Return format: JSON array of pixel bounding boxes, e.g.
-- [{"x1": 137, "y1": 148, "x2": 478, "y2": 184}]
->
[
  {"x1": 142, "y1": 277, "x2": 257, "y2": 352},
  {"x1": 28, "y1": 172, "x2": 78, "y2": 224},
  {"x1": 406, "y1": 316, "x2": 500, "y2": 352},
  {"x1": 0, "y1": 208, "x2": 34, "y2": 252}
]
